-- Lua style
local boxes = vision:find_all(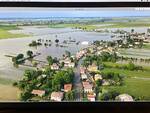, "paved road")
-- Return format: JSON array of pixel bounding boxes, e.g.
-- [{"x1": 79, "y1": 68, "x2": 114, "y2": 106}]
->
[{"x1": 73, "y1": 59, "x2": 83, "y2": 101}]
